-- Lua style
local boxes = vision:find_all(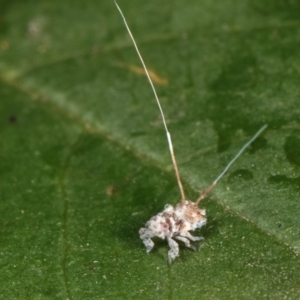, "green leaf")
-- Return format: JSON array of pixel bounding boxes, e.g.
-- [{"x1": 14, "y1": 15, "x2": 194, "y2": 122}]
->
[{"x1": 1, "y1": 0, "x2": 300, "y2": 298}]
